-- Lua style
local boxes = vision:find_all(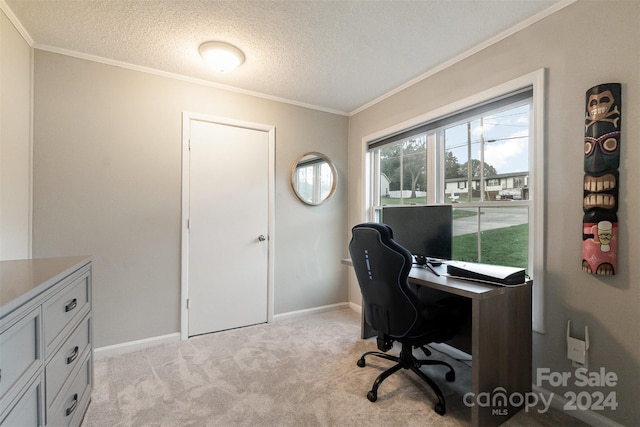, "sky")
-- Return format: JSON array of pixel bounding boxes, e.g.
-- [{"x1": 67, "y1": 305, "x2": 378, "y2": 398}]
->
[{"x1": 445, "y1": 103, "x2": 530, "y2": 175}]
